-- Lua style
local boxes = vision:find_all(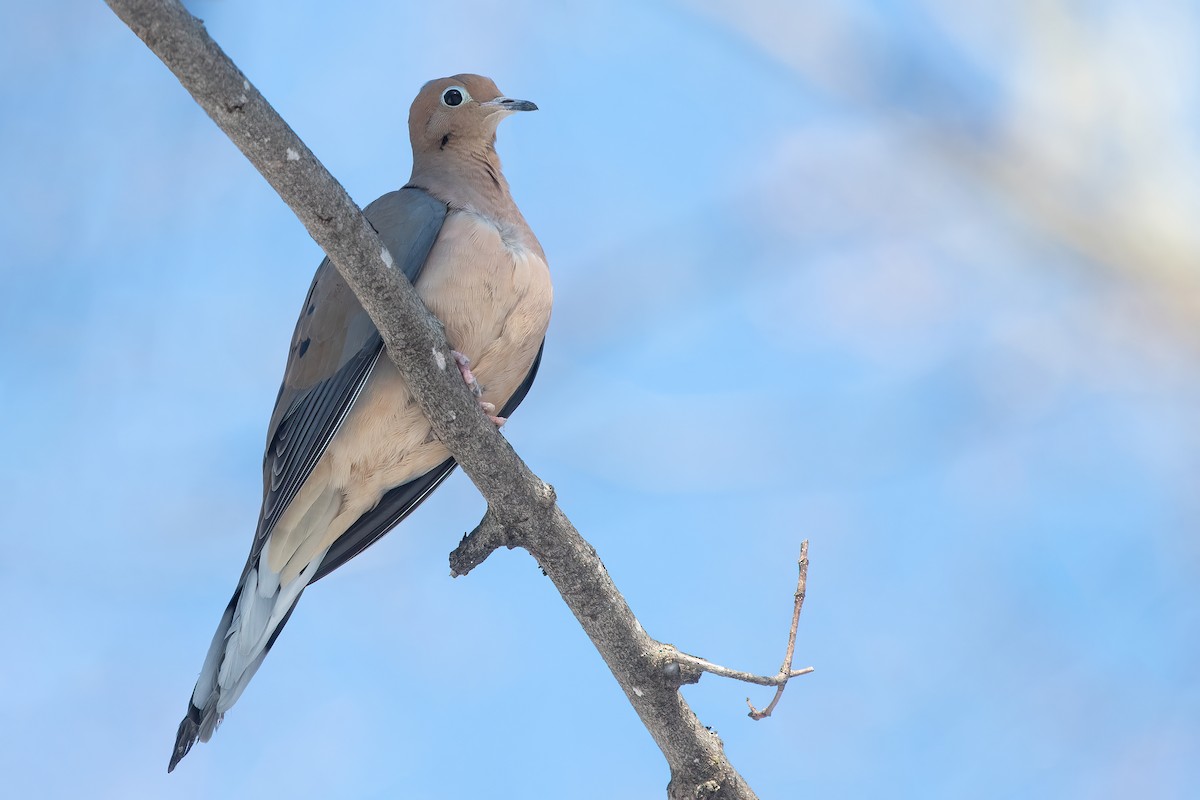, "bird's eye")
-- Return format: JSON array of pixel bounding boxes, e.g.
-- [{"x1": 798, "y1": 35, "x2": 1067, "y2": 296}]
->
[{"x1": 441, "y1": 87, "x2": 467, "y2": 107}]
